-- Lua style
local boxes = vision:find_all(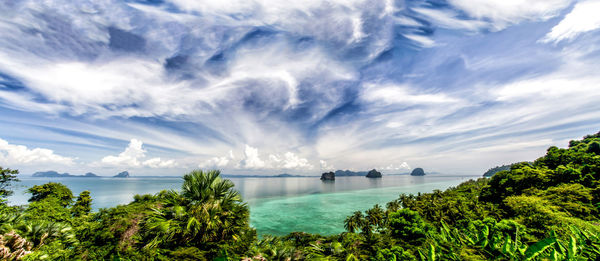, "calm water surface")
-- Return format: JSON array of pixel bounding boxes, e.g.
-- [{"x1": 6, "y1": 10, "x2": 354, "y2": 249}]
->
[{"x1": 8, "y1": 175, "x2": 477, "y2": 235}]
